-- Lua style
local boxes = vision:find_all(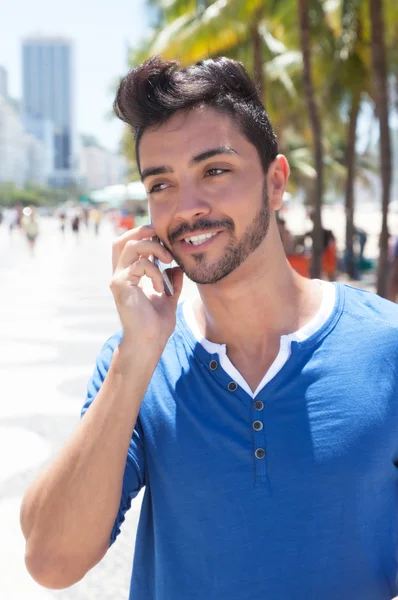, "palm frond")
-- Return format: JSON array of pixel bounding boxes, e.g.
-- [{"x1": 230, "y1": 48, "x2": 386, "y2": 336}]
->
[{"x1": 151, "y1": 12, "x2": 197, "y2": 55}]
